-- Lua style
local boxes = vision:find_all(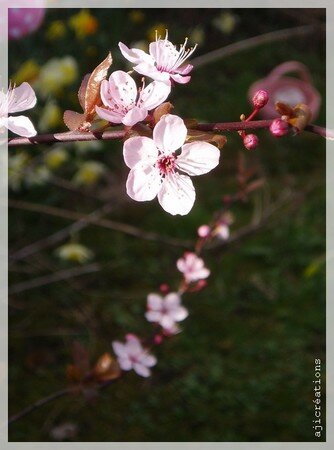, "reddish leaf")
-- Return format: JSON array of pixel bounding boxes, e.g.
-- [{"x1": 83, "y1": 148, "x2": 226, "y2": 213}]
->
[
  {"x1": 153, "y1": 102, "x2": 174, "y2": 124},
  {"x1": 78, "y1": 74, "x2": 90, "y2": 110},
  {"x1": 275, "y1": 102, "x2": 294, "y2": 117},
  {"x1": 63, "y1": 110, "x2": 87, "y2": 131},
  {"x1": 289, "y1": 103, "x2": 312, "y2": 132}
]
